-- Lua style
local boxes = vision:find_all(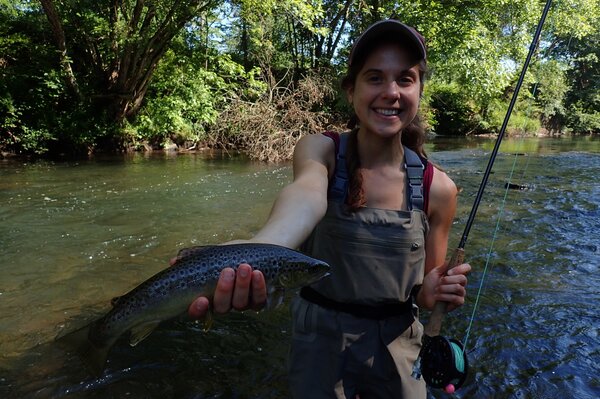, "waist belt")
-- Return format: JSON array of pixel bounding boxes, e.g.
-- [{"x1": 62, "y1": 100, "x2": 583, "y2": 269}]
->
[{"x1": 300, "y1": 286, "x2": 414, "y2": 320}]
